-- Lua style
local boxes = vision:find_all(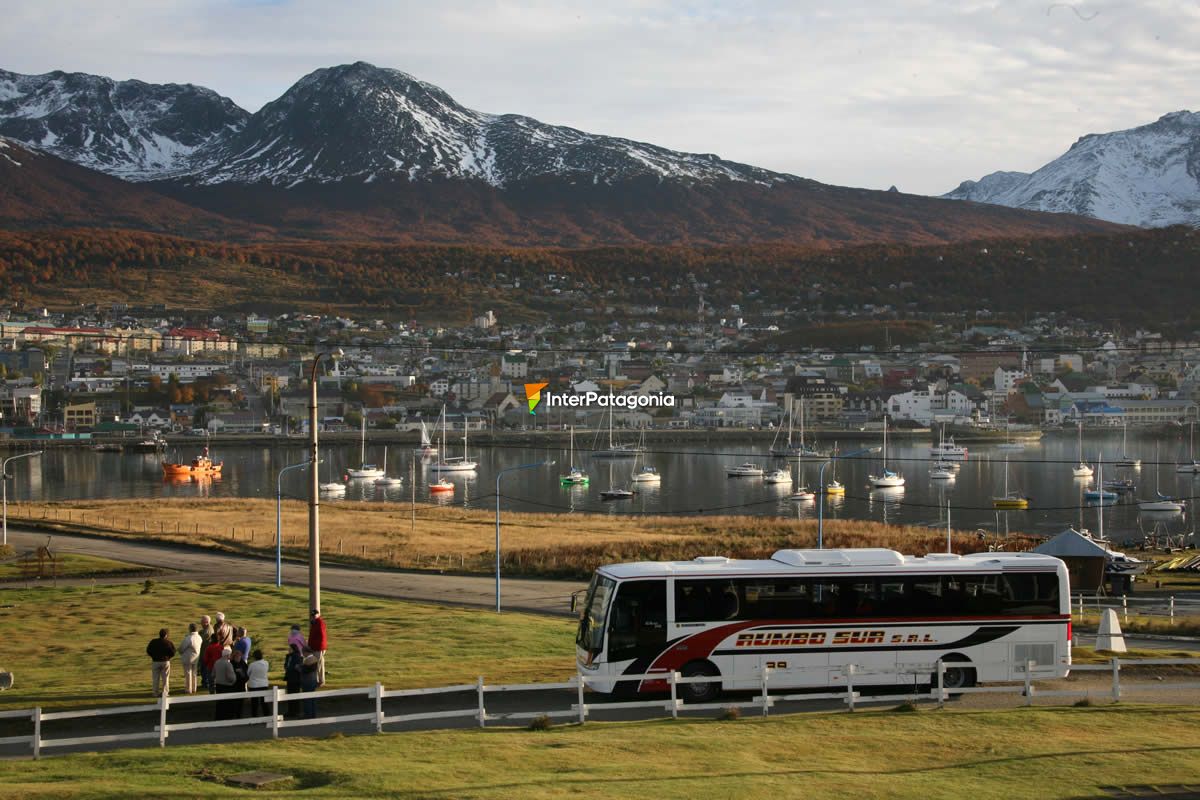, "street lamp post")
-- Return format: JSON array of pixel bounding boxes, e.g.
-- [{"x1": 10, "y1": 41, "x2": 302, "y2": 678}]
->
[
  {"x1": 276, "y1": 459, "x2": 315, "y2": 588},
  {"x1": 3, "y1": 451, "x2": 43, "y2": 547},
  {"x1": 817, "y1": 446, "x2": 876, "y2": 549},
  {"x1": 308, "y1": 349, "x2": 342, "y2": 614},
  {"x1": 494, "y1": 460, "x2": 555, "y2": 612}
]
